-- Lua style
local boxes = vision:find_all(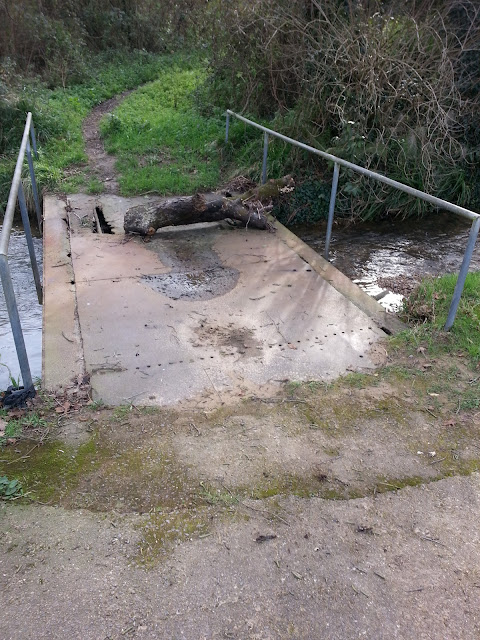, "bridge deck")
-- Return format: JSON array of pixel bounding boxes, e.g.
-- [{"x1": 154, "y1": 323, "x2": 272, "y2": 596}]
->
[{"x1": 43, "y1": 194, "x2": 400, "y2": 407}]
